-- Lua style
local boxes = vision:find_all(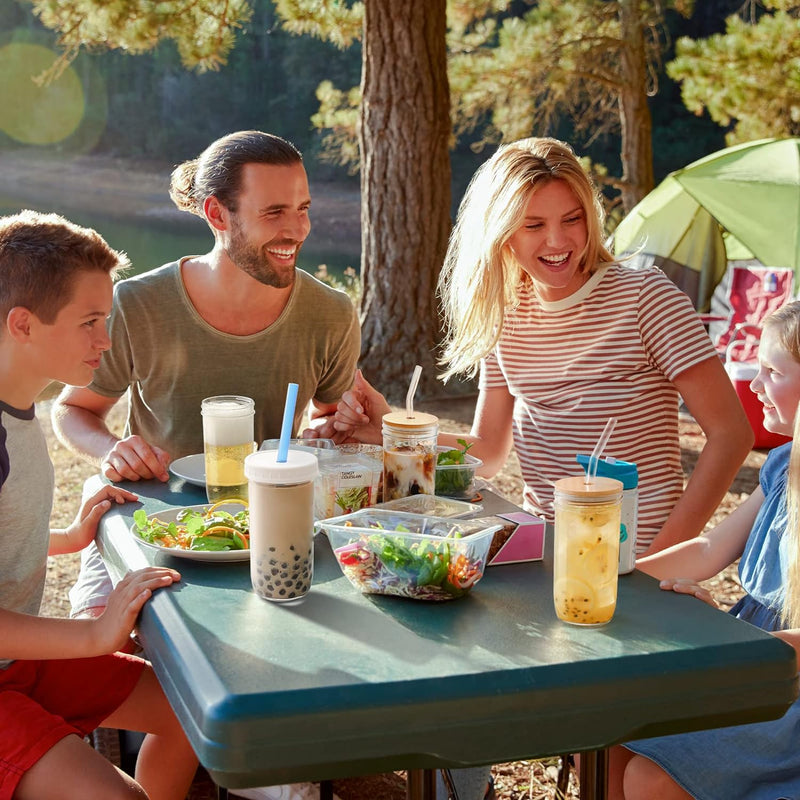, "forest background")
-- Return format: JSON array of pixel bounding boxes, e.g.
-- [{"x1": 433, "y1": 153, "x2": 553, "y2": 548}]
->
[{"x1": 3, "y1": 0, "x2": 800, "y2": 400}]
